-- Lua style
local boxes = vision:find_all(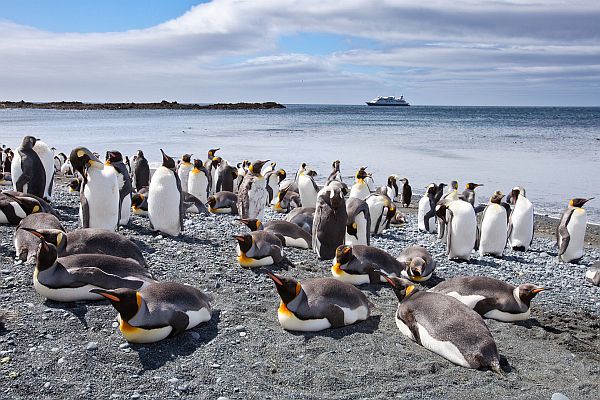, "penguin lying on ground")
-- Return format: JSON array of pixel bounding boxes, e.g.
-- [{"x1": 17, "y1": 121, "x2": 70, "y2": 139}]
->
[
  {"x1": 429, "y1": 276, "x2": 546, "y2": 322},
  {"x1": 91, "y1": 282, "x2": 213, "y2": 343},
  {"x1": 207, "y1": 191, "x2": 238, "y2": 214},
  {"x1": 14, "y1": 213, "x2": 65, "y2": 263},
  {"x1": 131, "y1": 188, "x2": 149, "y2": 216},
  {"x1": 25, "y1": 229, "x2": 155, "y2": 302},
  {"x1": 68, "y1": 178, "x2": 81, "y2": 194},
  {"x1": 0, "y1": 192, "x2": 44, "y2": 225},
  {"x1": 272, "y1": 186, "x2": 301, "y2": 213},
  {"x1": 23, "y1": 227, "x2": 146, "y2": 267},
  {"x1": 238, "y1": 218, "x2": 312, "y2": 249},
  {"x1": 331, "y1": 244, "x2": 404, "y2": 285},
  {"x1": 397, "y1": 246, "x2": 436, "y2": 282},
  {"x1": 586, "y1": 262, "x2": 600, "y2": 286},
  {"x1": 383, "y1": 275, "x2": 503, "y2": 373},
  {"x1": 266, "y1": 271, "x2": 371, "y2": 332},
  {"x1": 233, "y1": 232, "x2": 294, "y2": 269},
  {"x1": 285, "y1": 206, "x2": 314, "y2": 232},
  {"x1": 557, "y1": 197, "x2": 594, "y2": 263}
]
